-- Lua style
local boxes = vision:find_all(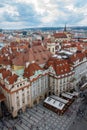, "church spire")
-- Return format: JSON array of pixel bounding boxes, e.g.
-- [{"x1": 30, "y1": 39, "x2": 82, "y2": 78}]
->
[{"x1": 64, "y1": 24, "x2": 67, "y2": 32}]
